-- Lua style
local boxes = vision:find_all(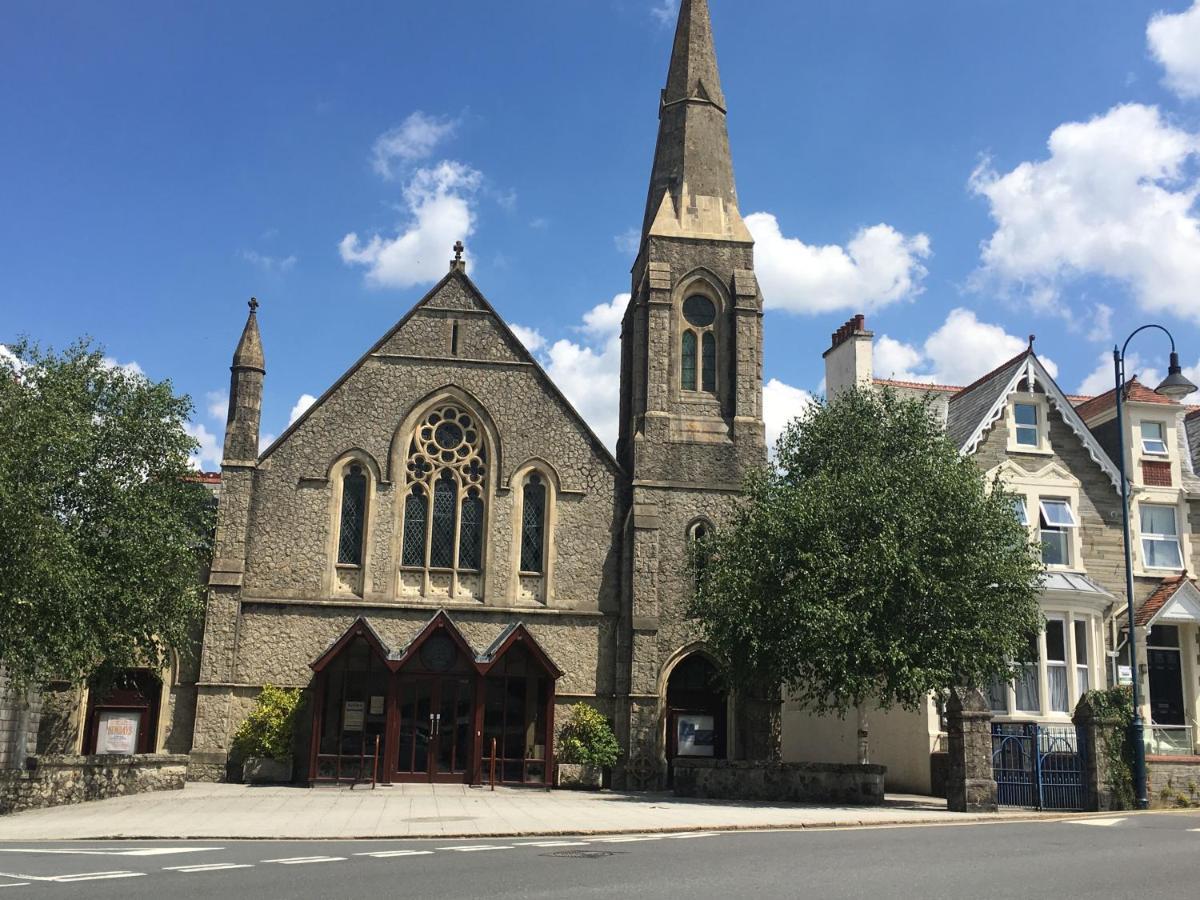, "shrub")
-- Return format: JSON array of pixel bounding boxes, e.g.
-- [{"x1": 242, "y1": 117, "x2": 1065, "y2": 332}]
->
[
  {"x1": 231, "y1": 684, "x2": 302, "y2": 761},
  {"x1": 557, "y1": 703, "x2": 619, "y2": 768}
]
